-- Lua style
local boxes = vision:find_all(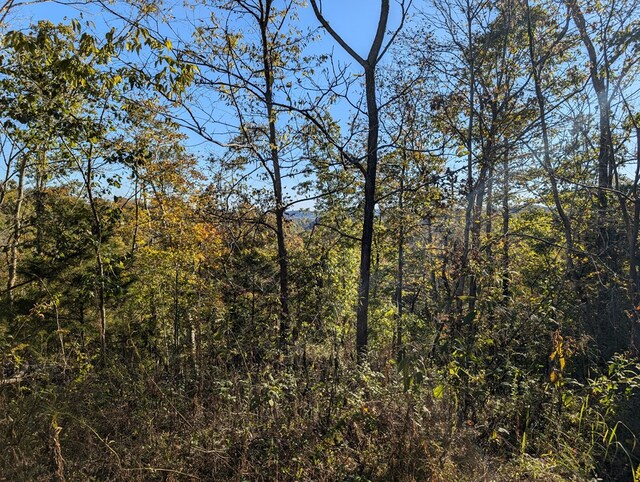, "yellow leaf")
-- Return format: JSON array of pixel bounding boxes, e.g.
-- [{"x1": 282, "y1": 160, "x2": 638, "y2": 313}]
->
[{"x1": 433, "y1": 385, "x2": 445, "y2": 399}]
